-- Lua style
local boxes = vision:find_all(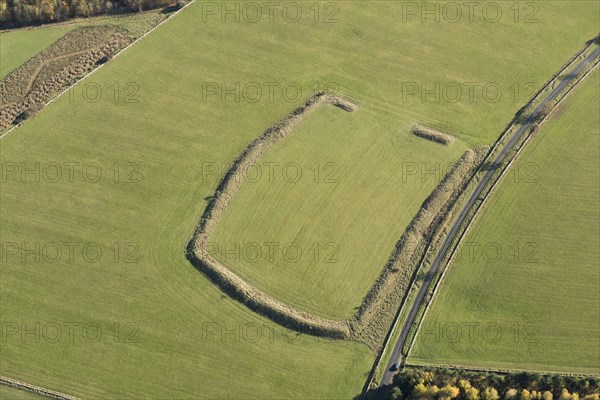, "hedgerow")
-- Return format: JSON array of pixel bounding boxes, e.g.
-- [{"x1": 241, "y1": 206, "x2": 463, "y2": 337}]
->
[
  {"x1": 1, "y1": 0, "x2": 178, "y2": 28},
  {"x1": 383, "y1": 367, "x2": 599, "y2": 400}
]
